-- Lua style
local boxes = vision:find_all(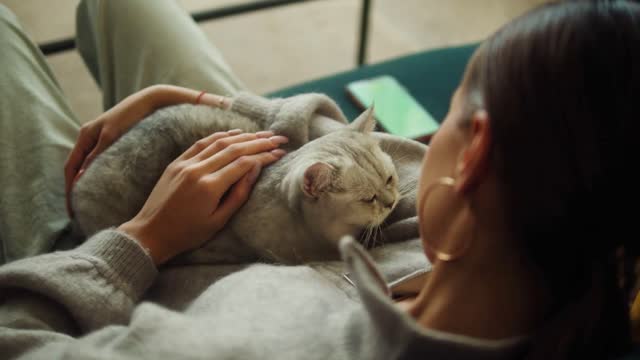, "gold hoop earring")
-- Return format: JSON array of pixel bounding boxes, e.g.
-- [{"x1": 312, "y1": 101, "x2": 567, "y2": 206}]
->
[{"x1": 418, "y1": 176, "x2": 474, "y2": 262}]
